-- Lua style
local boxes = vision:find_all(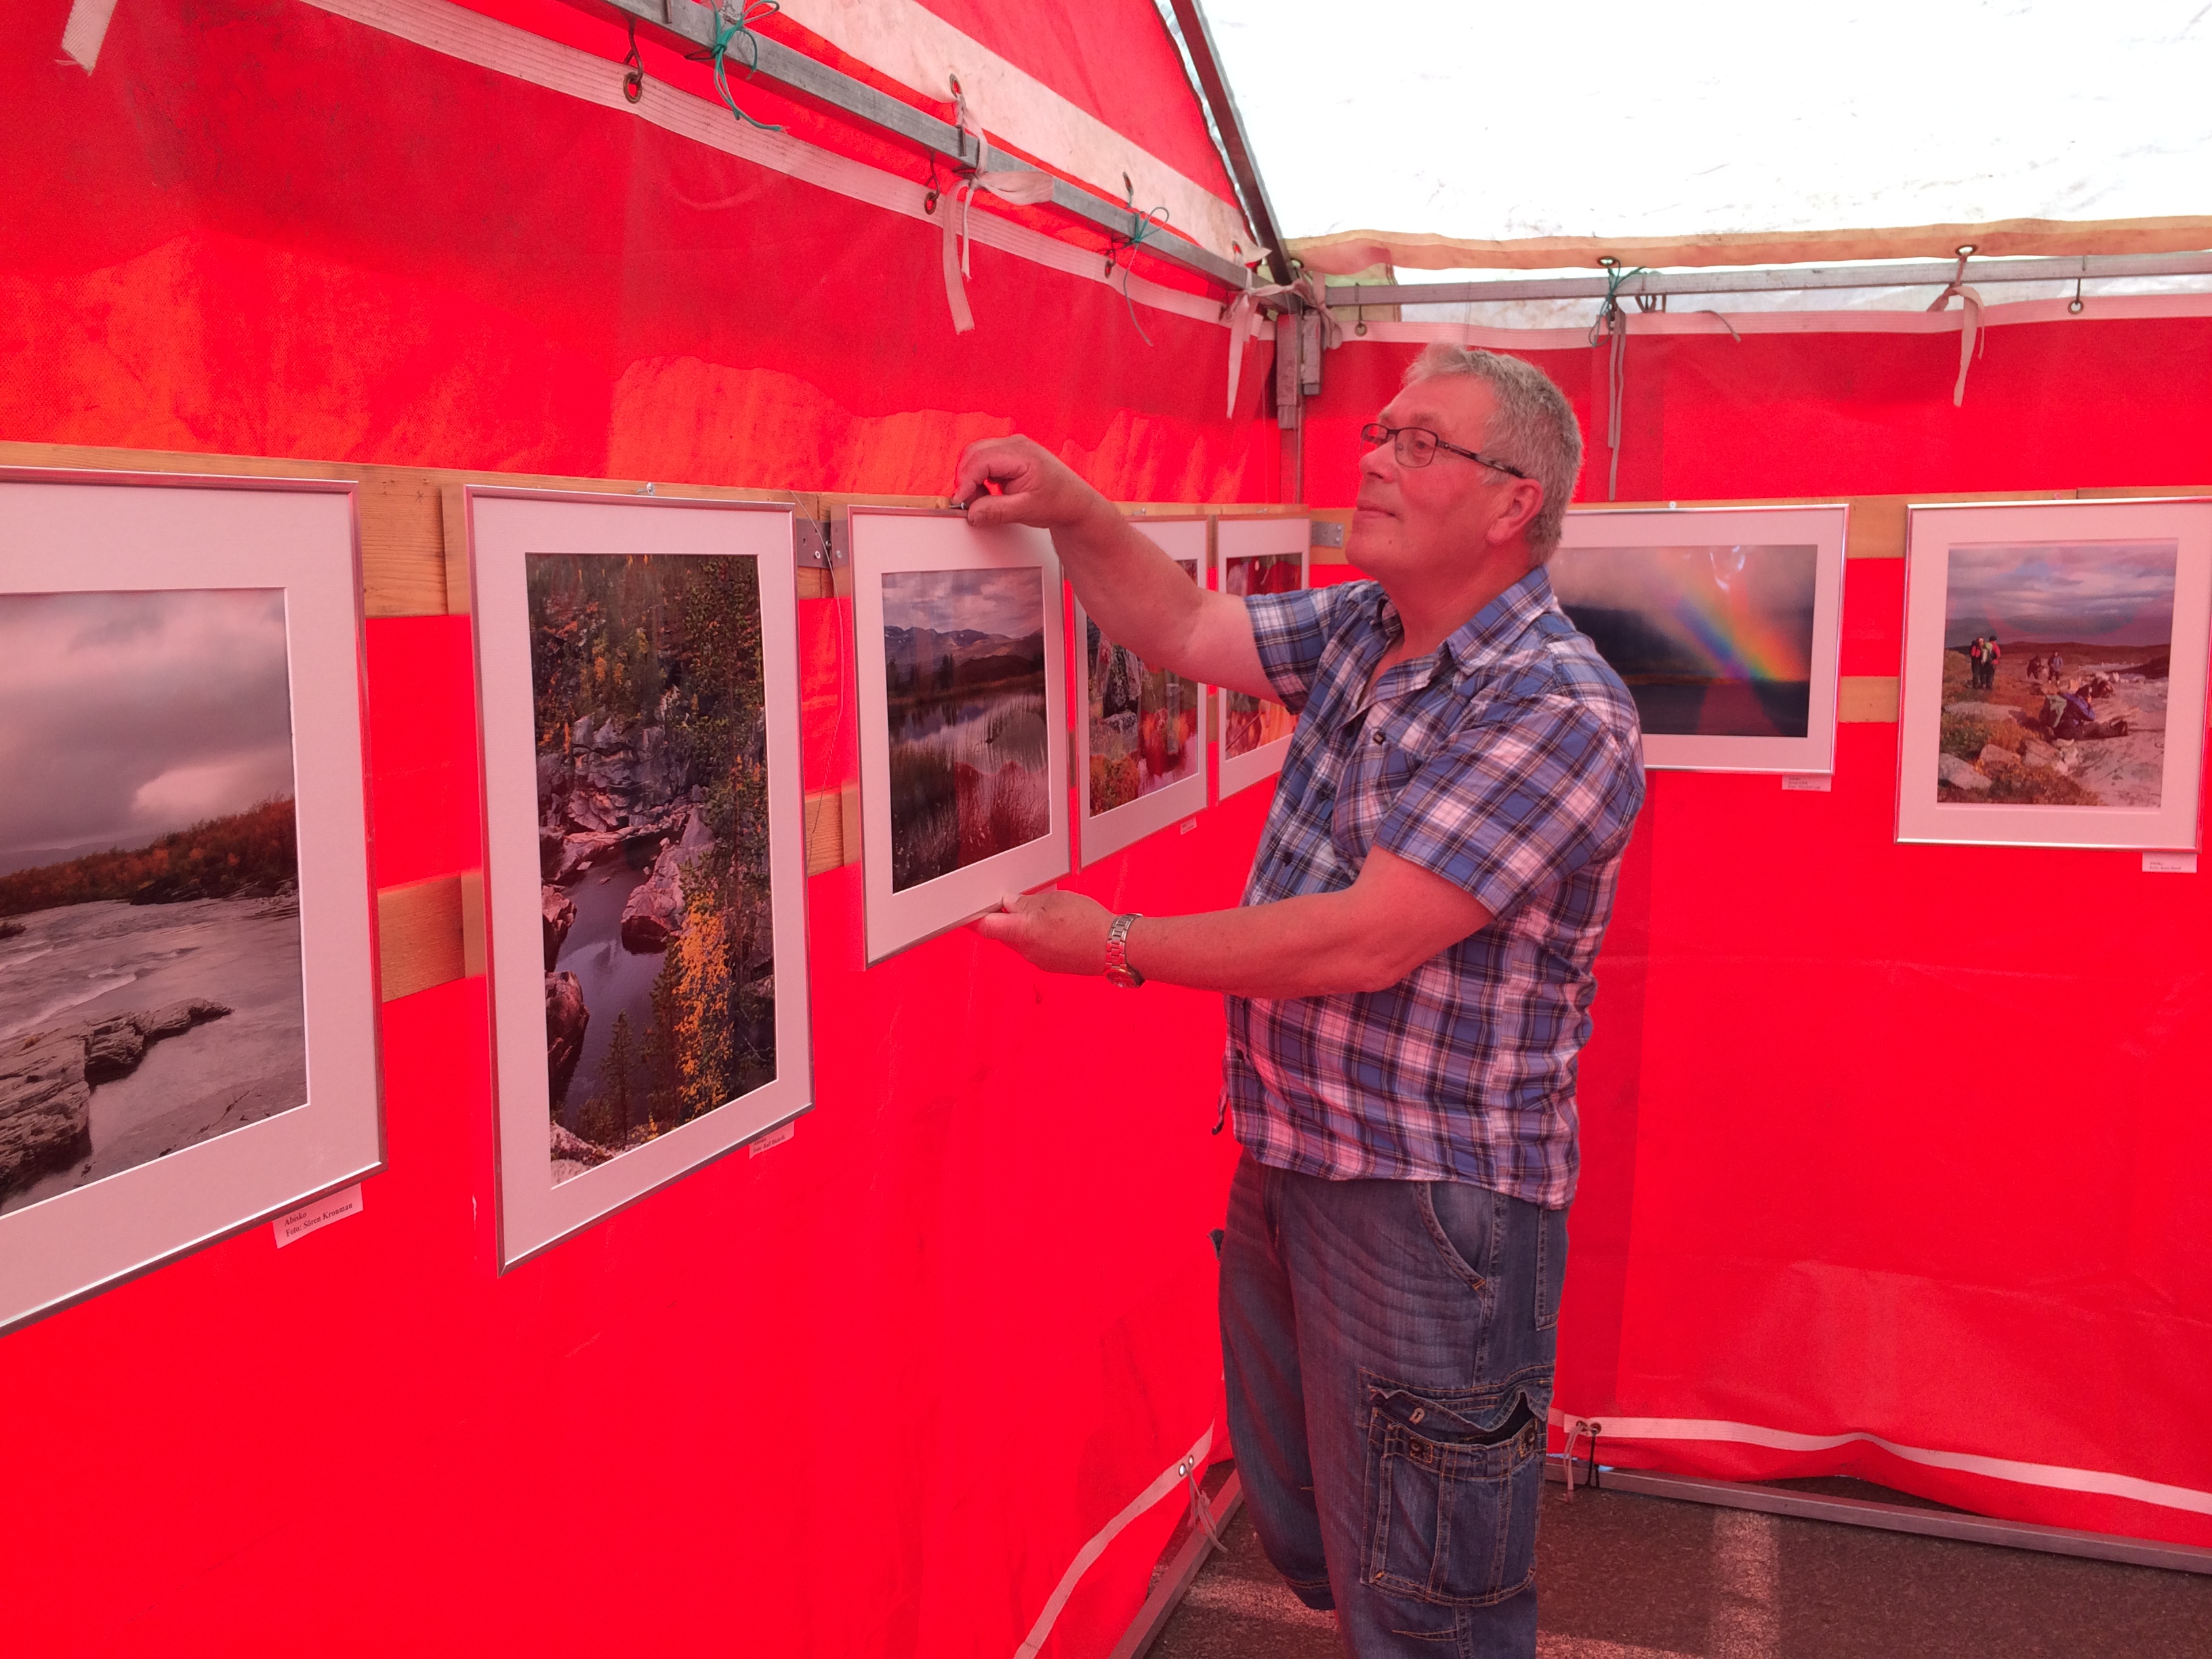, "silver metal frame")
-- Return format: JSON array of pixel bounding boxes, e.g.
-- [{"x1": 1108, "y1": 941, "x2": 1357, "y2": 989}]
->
[
  {"x1": 1893, "y1": 497, "x2": 2212, "y2": 851},
  {"x1": 1328, "y1": 251, "x2": 2212, "y2": 310},
  {"x1": 464, "y1": 485, "x2": 817, "y2": 1271},
  {"x1": 573, "y1": 0, "x2": 1252, "y2": 292},
  {"x1": 0, "y1": 468, "x2": 387, "y2": 1338},
  {"x1": 1544, "y1": 1458, "x2": 2212, "y2": 1576}
]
